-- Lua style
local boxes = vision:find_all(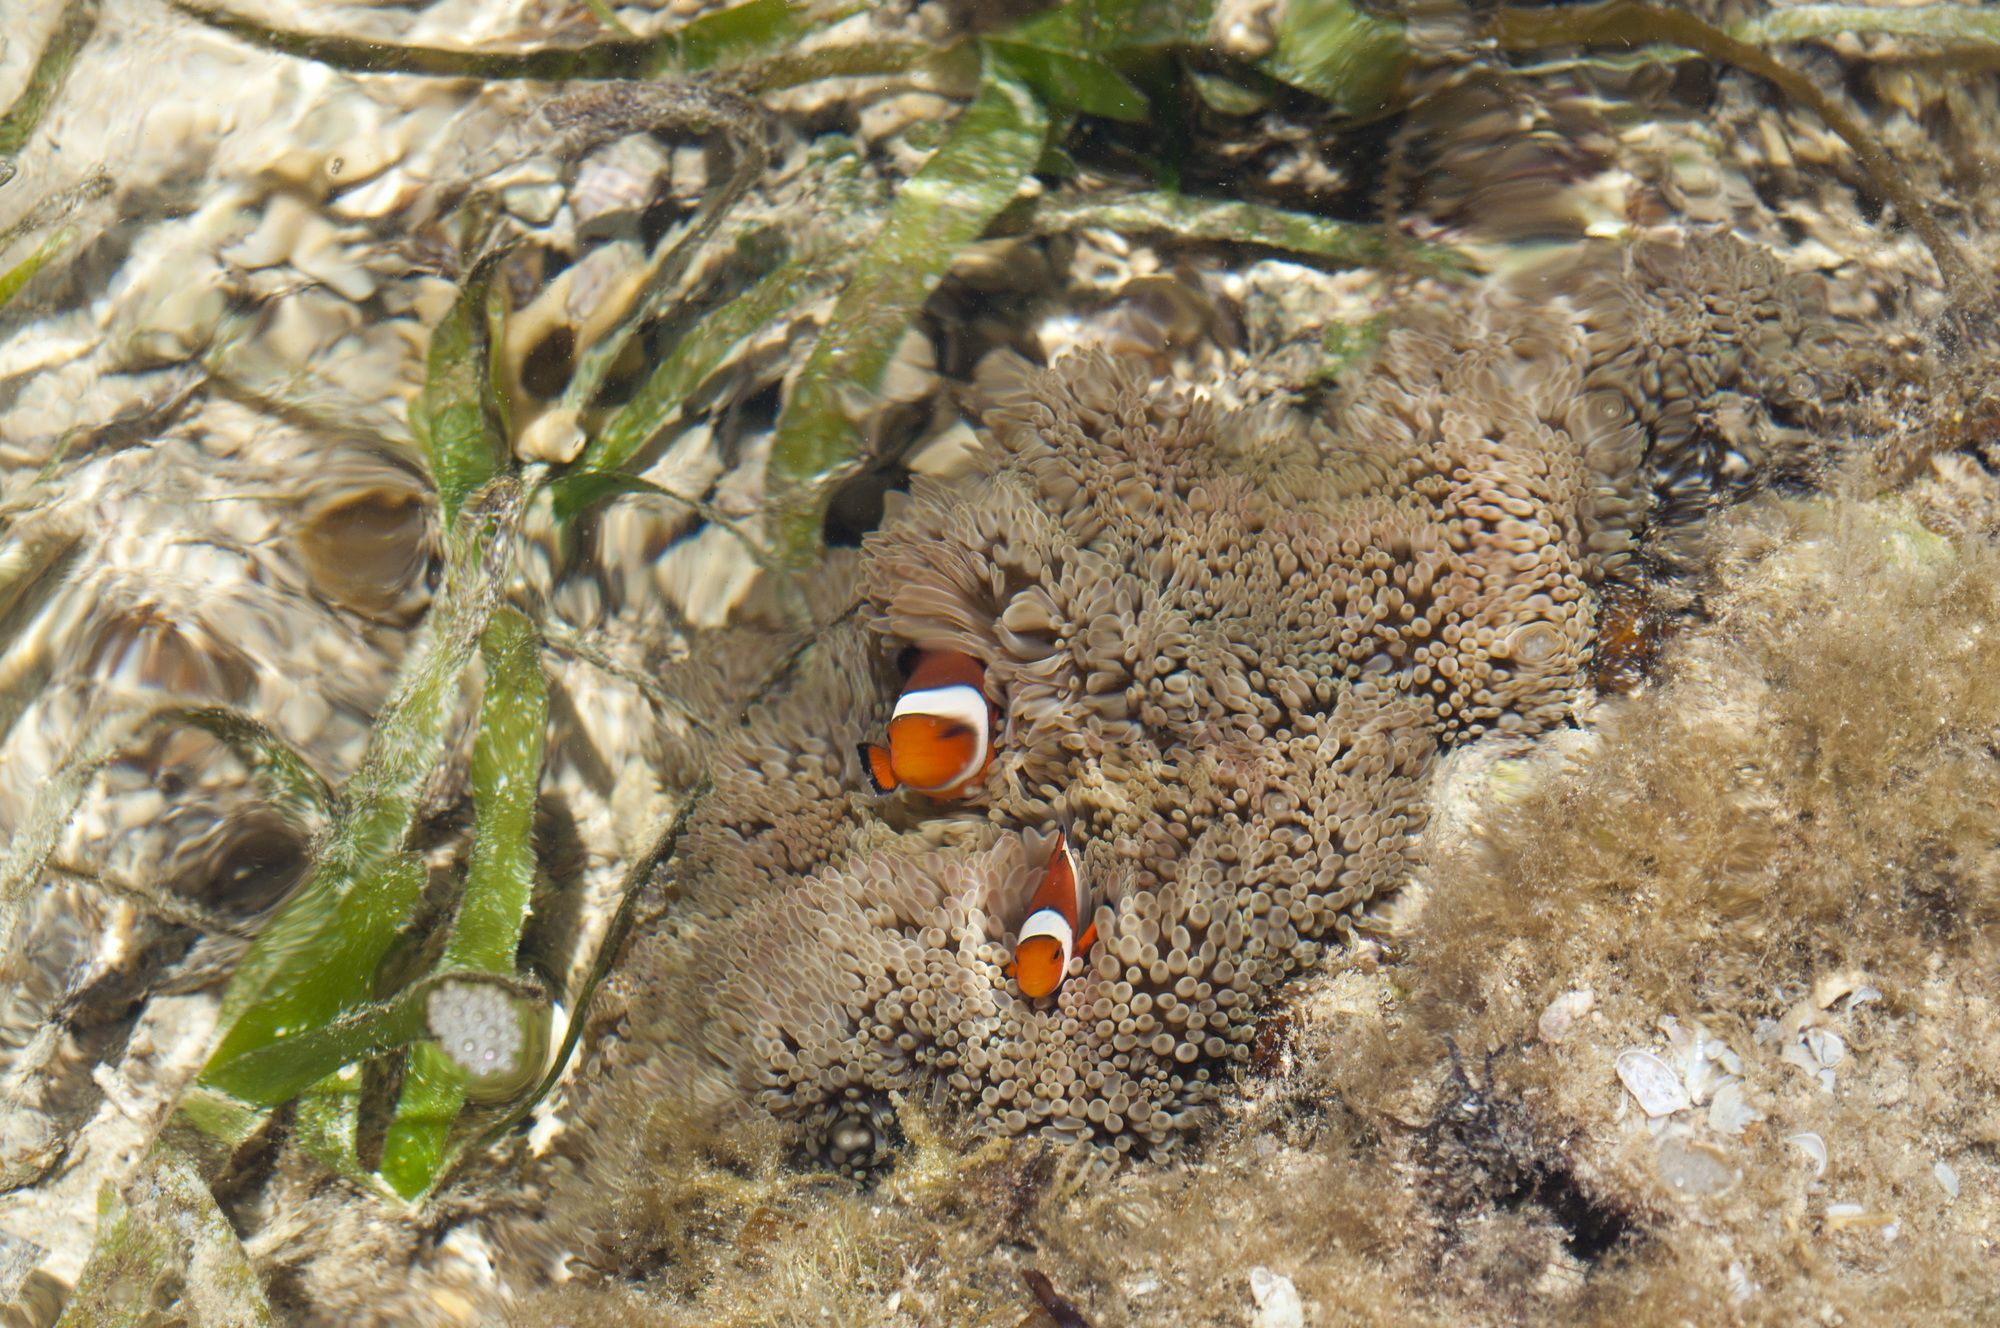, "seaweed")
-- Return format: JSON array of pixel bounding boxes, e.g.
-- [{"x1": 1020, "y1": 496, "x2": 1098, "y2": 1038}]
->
[
  {"x1": 57, "y1": 1147, "x2": 277, "y2": 1328},
  {"x1": 380, "y1": 607, "x2": 549, "y2": 1199},
  {"x1": 411, "y1": 267, "x2": 507, "y2": 531},
  {"x1": 0, "y1": 0, "x2": 99, "y2": 160},
  {"x1": 542, "y1": 84, "x2": 769, "y2": 427},
  {"x1": 560, "y1": 255, "x2": 840, "y2": 487},
  {"x1": 167, "y1": 0, "x2": 799, "y2": 83},
  {"x1": 1000, "y1": 190, "x2": 1459, "y2": 273},
  {"x1": 1734, "y1": 3, "x2": 2000, "y2": 47},
  {"x1": 762, "y1": 63, "x2": 1049, "y2": 567},
  {"x1": 0, "y1": 226, "x2": 75, "y2": 312}
]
